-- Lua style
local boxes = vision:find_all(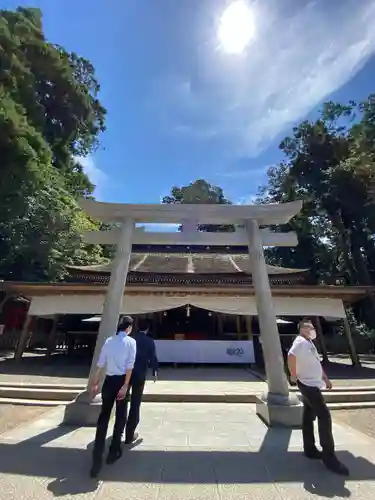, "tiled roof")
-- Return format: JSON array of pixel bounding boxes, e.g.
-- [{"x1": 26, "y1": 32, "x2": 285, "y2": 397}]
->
[{"x1": 68, "y1": 253, "x2": 307, "y2": 276}]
